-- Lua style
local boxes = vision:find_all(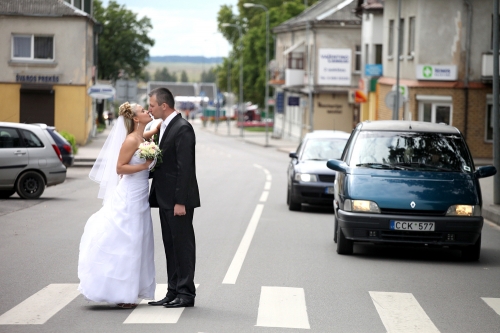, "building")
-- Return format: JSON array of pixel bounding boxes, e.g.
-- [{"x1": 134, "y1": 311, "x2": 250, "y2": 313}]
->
[
  {"x1": 0, "y1": 0, "x2": 97, "y2": 145},
  {"x1": 271, "y1": 0, "x2": 362, "y2": 141},
  {"x1": 379, "y1": 0, "x2": 494, "y2": 158}
]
